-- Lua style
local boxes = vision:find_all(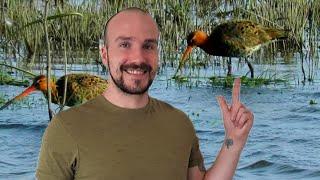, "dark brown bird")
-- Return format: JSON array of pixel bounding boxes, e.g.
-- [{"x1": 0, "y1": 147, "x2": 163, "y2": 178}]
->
[
  {"x1": 175, "y1": 20, "x2": 289, "y2": 78},
  {"x1": 0, "y1": 73, "x2": 108, "y2": 110}
]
